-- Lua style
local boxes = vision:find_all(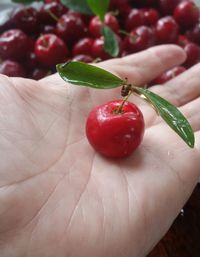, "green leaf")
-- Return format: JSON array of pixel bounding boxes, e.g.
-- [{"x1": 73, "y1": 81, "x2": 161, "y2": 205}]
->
[
  {"x1": 135, "y1": 87, "x2": 195, "y2": 148},
  {"x1": 87, "y1": 0, "x2": 109, "y2": 21},
  {"x1": 12, "y1": 0, "x2": 42, "y2": 3},
  {"x1": 102, "y1": 25, "x2": 120, "y2": 57},
  {"x1": 56, "y1": 61, "x2": 124, "y2": 89},
  {"x1": 60, "y1": 0, "x2": 92, "y2": 15}
]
